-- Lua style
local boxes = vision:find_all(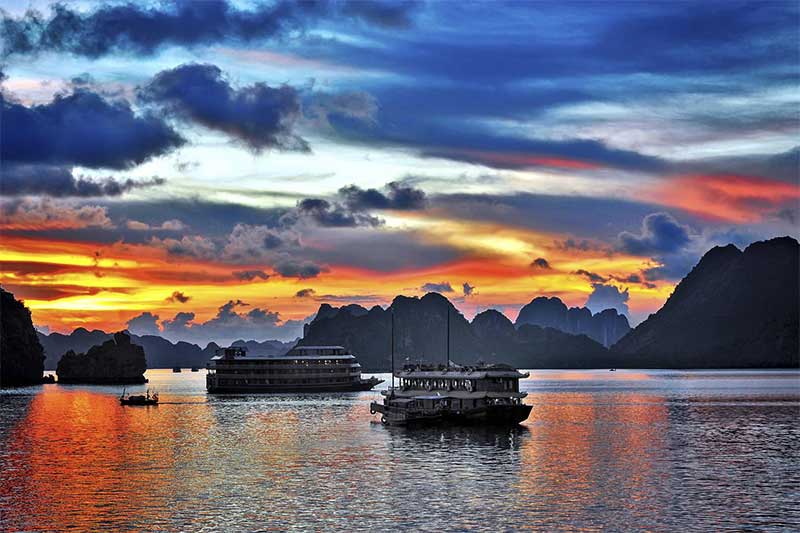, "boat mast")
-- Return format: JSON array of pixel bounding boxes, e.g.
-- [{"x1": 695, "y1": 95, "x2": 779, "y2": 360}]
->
[
  {"x1": 391, "y1": 306, "x2": 395, "y2": 391},
  {"x1": 446, "y1": 306, "x2": 450, "y2": 367}
]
